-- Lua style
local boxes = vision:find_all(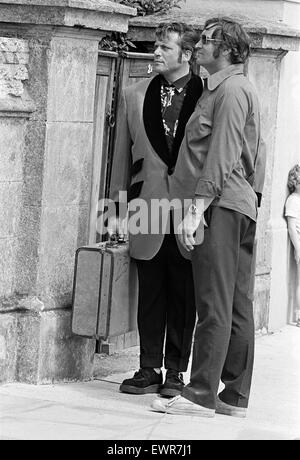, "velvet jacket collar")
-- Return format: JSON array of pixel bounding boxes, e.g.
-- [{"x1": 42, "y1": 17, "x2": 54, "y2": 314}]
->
[{"x1": 143, "y1": 73, "x2": 203, "y2": 168}]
